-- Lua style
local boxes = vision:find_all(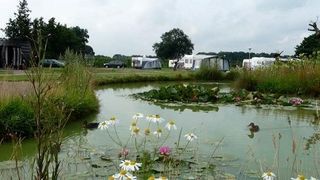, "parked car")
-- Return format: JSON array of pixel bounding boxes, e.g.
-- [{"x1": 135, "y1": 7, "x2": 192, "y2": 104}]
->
[
  {"x1": 40, "y1": 59, "x2": 65, "y2": 68},
  {"x1": 103, "y1": 60, "x2": 126, "y2": 68}
]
